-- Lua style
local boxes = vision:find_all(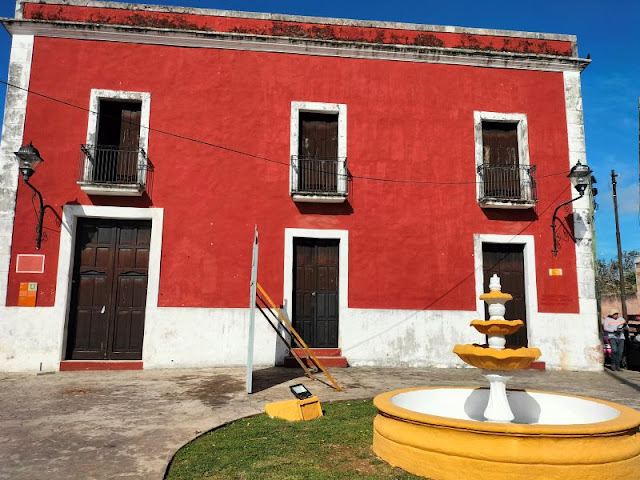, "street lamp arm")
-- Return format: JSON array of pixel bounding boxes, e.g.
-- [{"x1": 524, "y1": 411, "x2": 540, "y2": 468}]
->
[
  {"x1": 23, "y1": 177, "x2": 46, "y2": 250},
  {"x1": 551, "y1": 192, "x2": 584, "y2": 256}
]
